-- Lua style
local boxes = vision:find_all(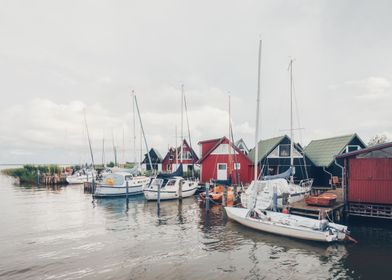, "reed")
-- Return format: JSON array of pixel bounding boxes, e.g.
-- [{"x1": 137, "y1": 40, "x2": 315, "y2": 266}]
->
[{"x1": 1, "y1": 164, "x2": 62, "y2": 184}]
